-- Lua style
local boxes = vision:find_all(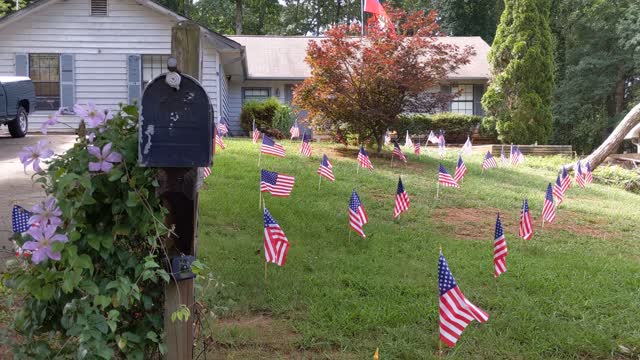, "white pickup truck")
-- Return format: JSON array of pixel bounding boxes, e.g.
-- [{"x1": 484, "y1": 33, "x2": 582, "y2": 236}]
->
[{"x1": 0, "y1": 76, "x2": 36, "y2": 138}]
